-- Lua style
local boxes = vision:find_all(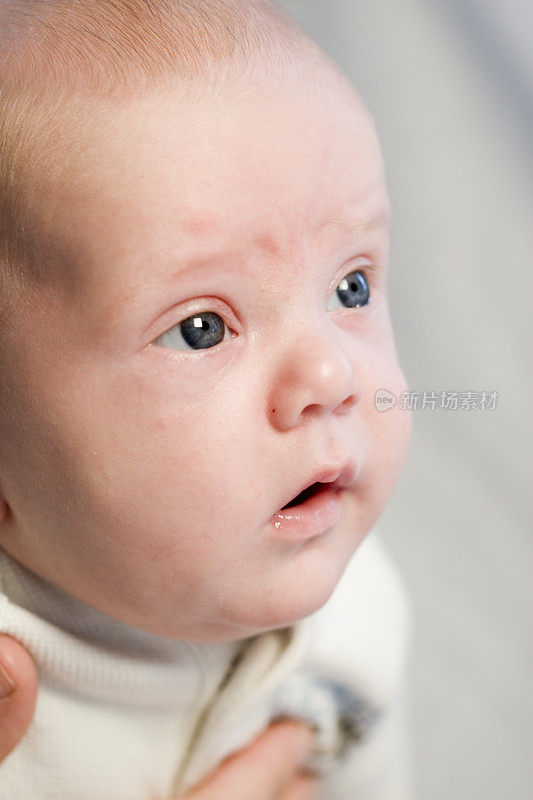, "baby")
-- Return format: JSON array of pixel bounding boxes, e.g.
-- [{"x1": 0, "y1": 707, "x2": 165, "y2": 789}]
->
[{"x1": 0, "y1": 0, "x2": 413, "y2": 798}]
